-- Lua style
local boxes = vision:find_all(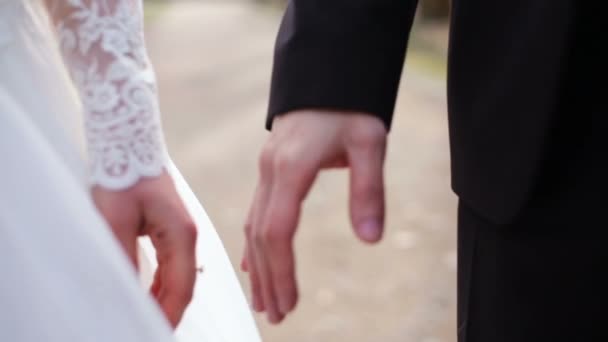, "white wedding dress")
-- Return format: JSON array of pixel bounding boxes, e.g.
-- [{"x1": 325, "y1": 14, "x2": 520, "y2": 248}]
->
[{"x1": 0, "y1": 0, "x2": 261, "y2": 341}]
